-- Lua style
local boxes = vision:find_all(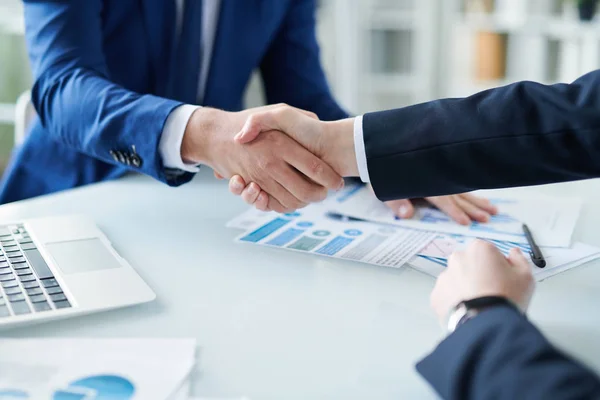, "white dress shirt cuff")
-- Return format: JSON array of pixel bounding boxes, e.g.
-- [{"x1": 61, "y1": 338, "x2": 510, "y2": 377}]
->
[
  {"x1": 354, "y1": 115, "x2": 370, "y2": 183},
  {"x1": 160, "y1": 104, "x2": 202, "y2": 173}
]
